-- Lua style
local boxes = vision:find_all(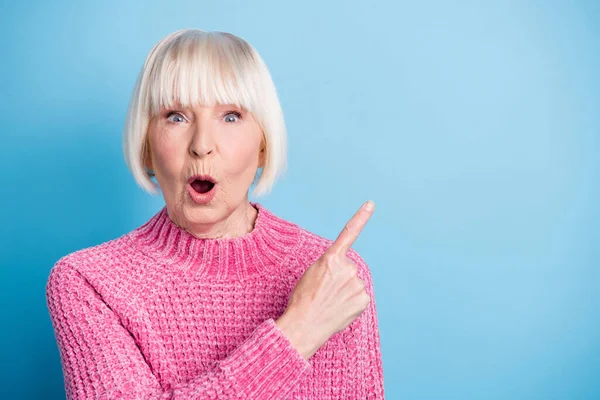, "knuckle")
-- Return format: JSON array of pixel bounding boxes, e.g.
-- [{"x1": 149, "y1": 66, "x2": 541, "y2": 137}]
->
[
  {"x1": 344, "y1": 256, "x2": 357, "y2": 269},
  {"x1": 357, "y1": 278, "x2": 366, "y2": 291},
  {"x1": 362, "y1": 293, "x2": 371, "y2": 306},
  {"x1": 355, "y1": 280, "x2": 365, "y2": 294},
  {"x1": 322, "y1": 252, "x2": 337, "y2": 265},
  {"x1": 347, "y1": 271, "x2": 358, "y2": 283},
  {"x1": 344, "y1": 221, "x2": 354, "y2": 234},
  {"x1": 346, "y1": 262, "x2": 358, "y2": 277}
]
